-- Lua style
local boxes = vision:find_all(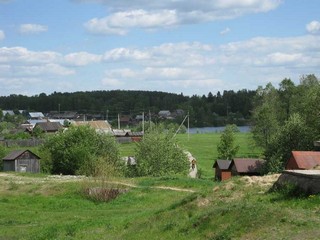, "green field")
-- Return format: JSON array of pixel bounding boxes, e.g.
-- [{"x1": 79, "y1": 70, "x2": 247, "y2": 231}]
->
[
  {"x1": 1, "y1": 133, "x2": 320, "y2": 239},
  {"x1": 120, "y1": 132, "x2": 263, "y2": 178}
]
